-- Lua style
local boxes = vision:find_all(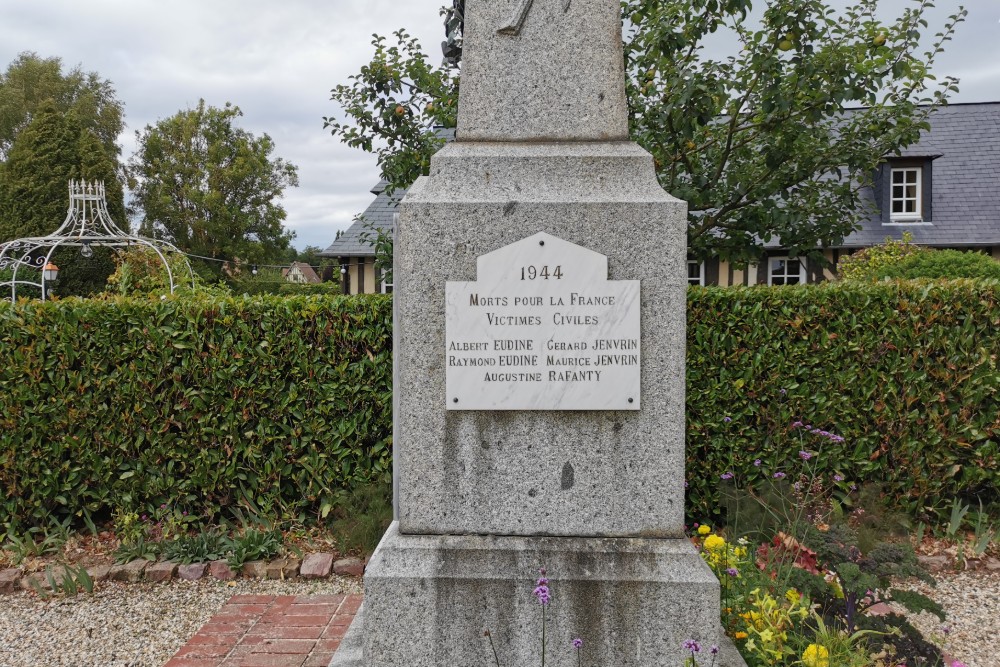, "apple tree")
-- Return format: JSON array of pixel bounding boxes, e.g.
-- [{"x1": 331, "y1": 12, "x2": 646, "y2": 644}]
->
[{"x1": 326, "y1": 0, "x2": 965, "y2": 267}]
